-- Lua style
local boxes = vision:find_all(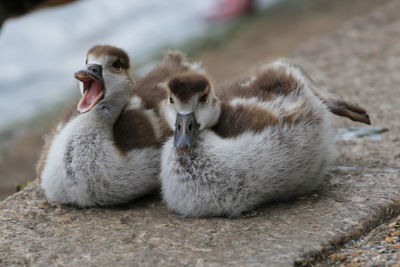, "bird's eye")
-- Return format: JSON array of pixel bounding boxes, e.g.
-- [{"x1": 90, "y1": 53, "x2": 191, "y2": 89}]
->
[
  {"x1": 169, "y1": 97, "x2": 174, "y2": 104},
  {"x1": 112, "y1": 60, "x2": 121, "y2": 70},
  {"x1": 199, "y1": 93, "x2": 208, "y2": 103}
]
